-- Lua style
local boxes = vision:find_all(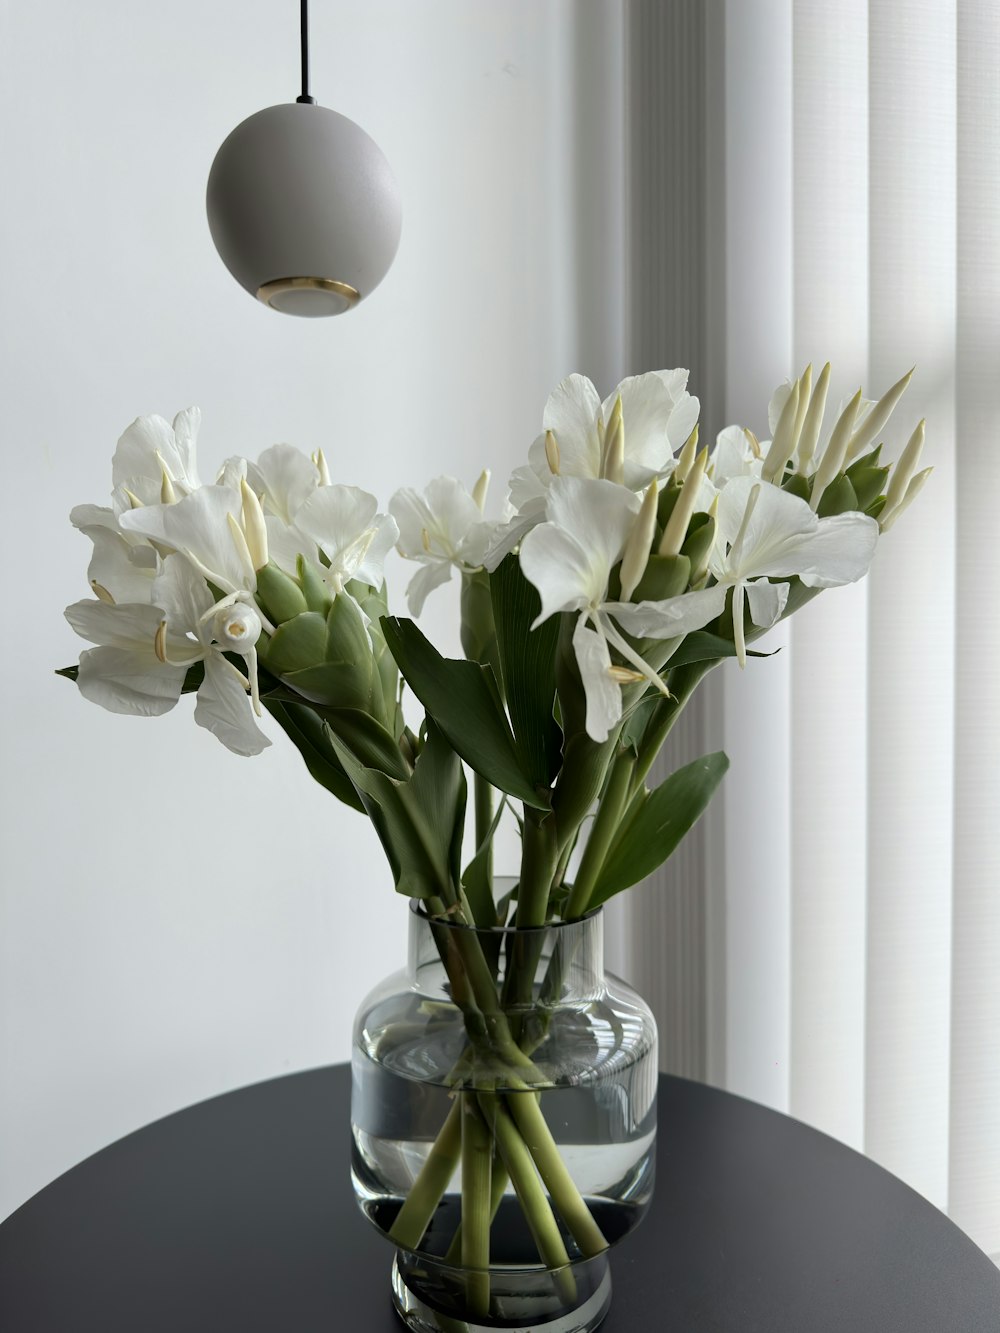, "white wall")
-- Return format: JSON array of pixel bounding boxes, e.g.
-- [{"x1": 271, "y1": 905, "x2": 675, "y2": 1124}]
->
[{"x1": 0, "y1": 0, "x2": 624, "y2": 1219}]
